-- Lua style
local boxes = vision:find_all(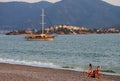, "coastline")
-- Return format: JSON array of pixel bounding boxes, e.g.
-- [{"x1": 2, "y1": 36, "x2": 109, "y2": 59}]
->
[{"x1": 0, "y1": 63, "x2": 120, "y2": 81}]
